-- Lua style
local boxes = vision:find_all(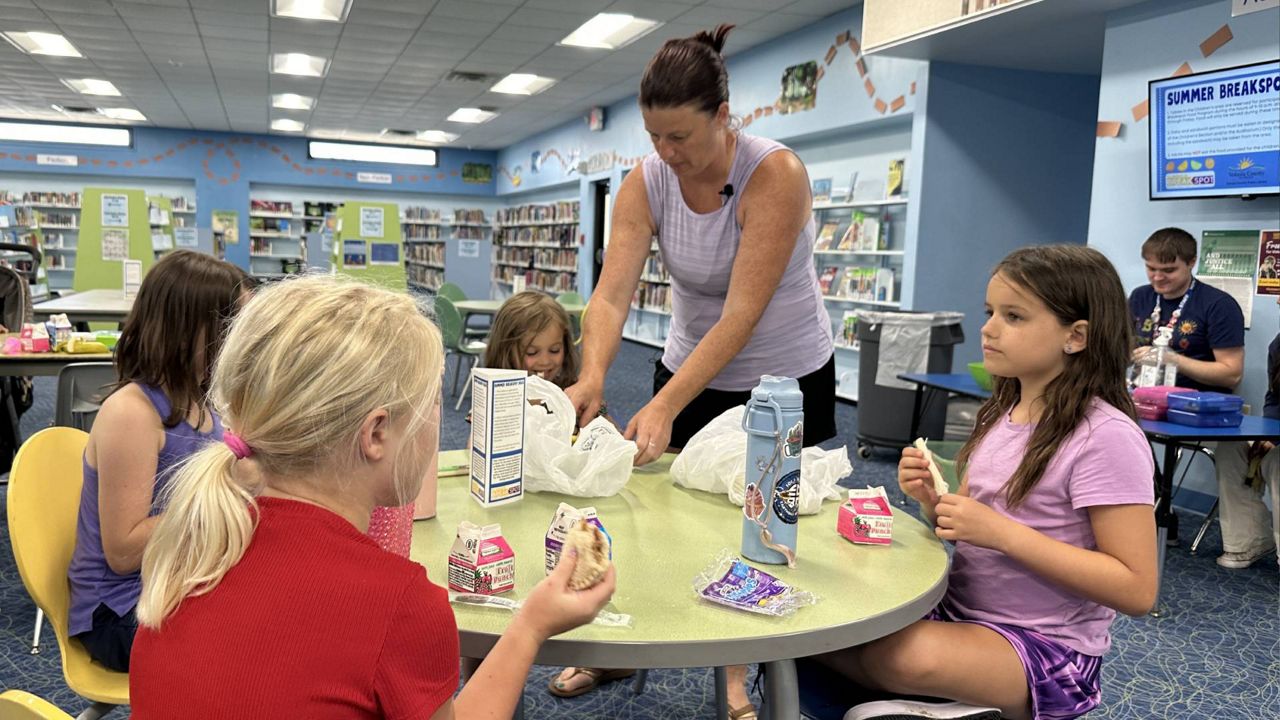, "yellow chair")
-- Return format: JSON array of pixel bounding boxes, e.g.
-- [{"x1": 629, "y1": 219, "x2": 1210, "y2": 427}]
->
[
  {"x1": 7, "y1": 427, "x2": 129, "y2": 720},
  {"x1": 0, "y1": 690, "x2": 75, "y2": 719}
]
